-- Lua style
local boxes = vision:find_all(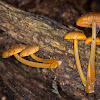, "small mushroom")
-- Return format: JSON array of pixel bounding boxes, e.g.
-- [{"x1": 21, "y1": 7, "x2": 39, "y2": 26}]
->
[
  {"x1": 1, "y1": 96, "x2": 7, "y2": 100},
  {"x1": 76, "y1": 12, "x2": 100, "y2": 93},
  {"x1": 2, "y1": 44, "x2": 26, "y2": 58},
  {"x1": 64, "y1": 31, "x2": 87, "y2": 86},
  {"x1": 20, "y1": 45, "x2": 62, "y2": 66},
  {"x1": 2, "y1": 44, "x2": 57, "y2": 68},
  {"x1": 85, "y1": 36, "x2": 100, "y2": 45}
]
